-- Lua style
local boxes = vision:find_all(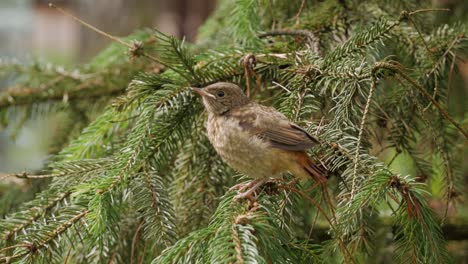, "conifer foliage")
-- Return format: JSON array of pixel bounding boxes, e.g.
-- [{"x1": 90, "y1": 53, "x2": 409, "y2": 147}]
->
[{"x1": 1, "y1": 0, "x2": 467, "y2": 263}]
